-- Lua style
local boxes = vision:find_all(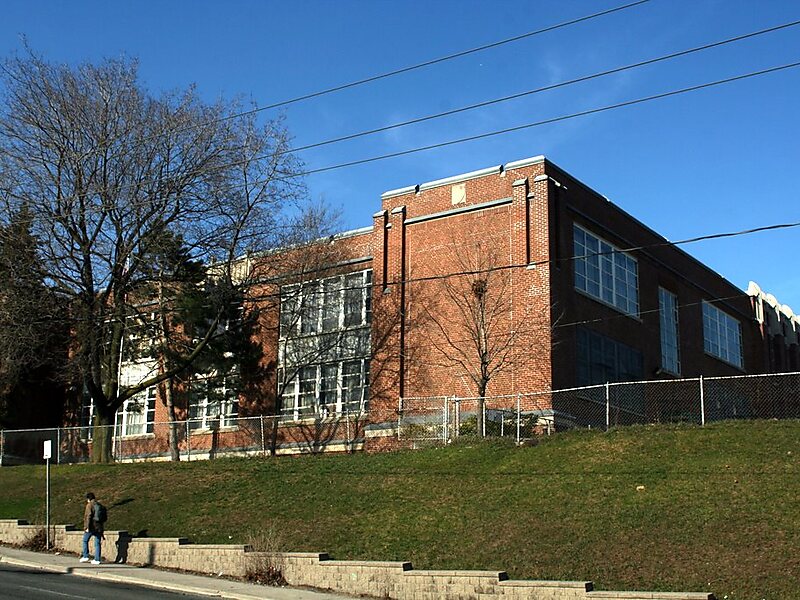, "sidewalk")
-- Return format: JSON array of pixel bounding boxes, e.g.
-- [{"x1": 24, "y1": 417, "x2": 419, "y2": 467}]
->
[{"x1": 0, "y1": 545, "x2": 356, "y2": 600}]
